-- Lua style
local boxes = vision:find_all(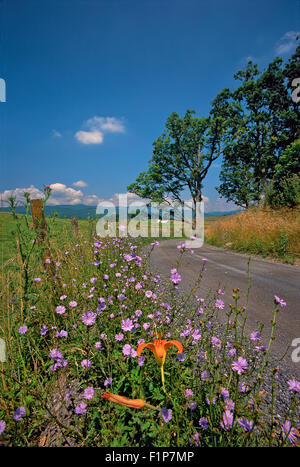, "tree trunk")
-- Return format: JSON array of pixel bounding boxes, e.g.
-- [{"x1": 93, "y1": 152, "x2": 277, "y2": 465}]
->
[
  {"x1": 192, "y1": 190, "x2": 202, "y2": 230},
  {"x1": 192, "y1": 144, "x2": 203, "y2": 230}
]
